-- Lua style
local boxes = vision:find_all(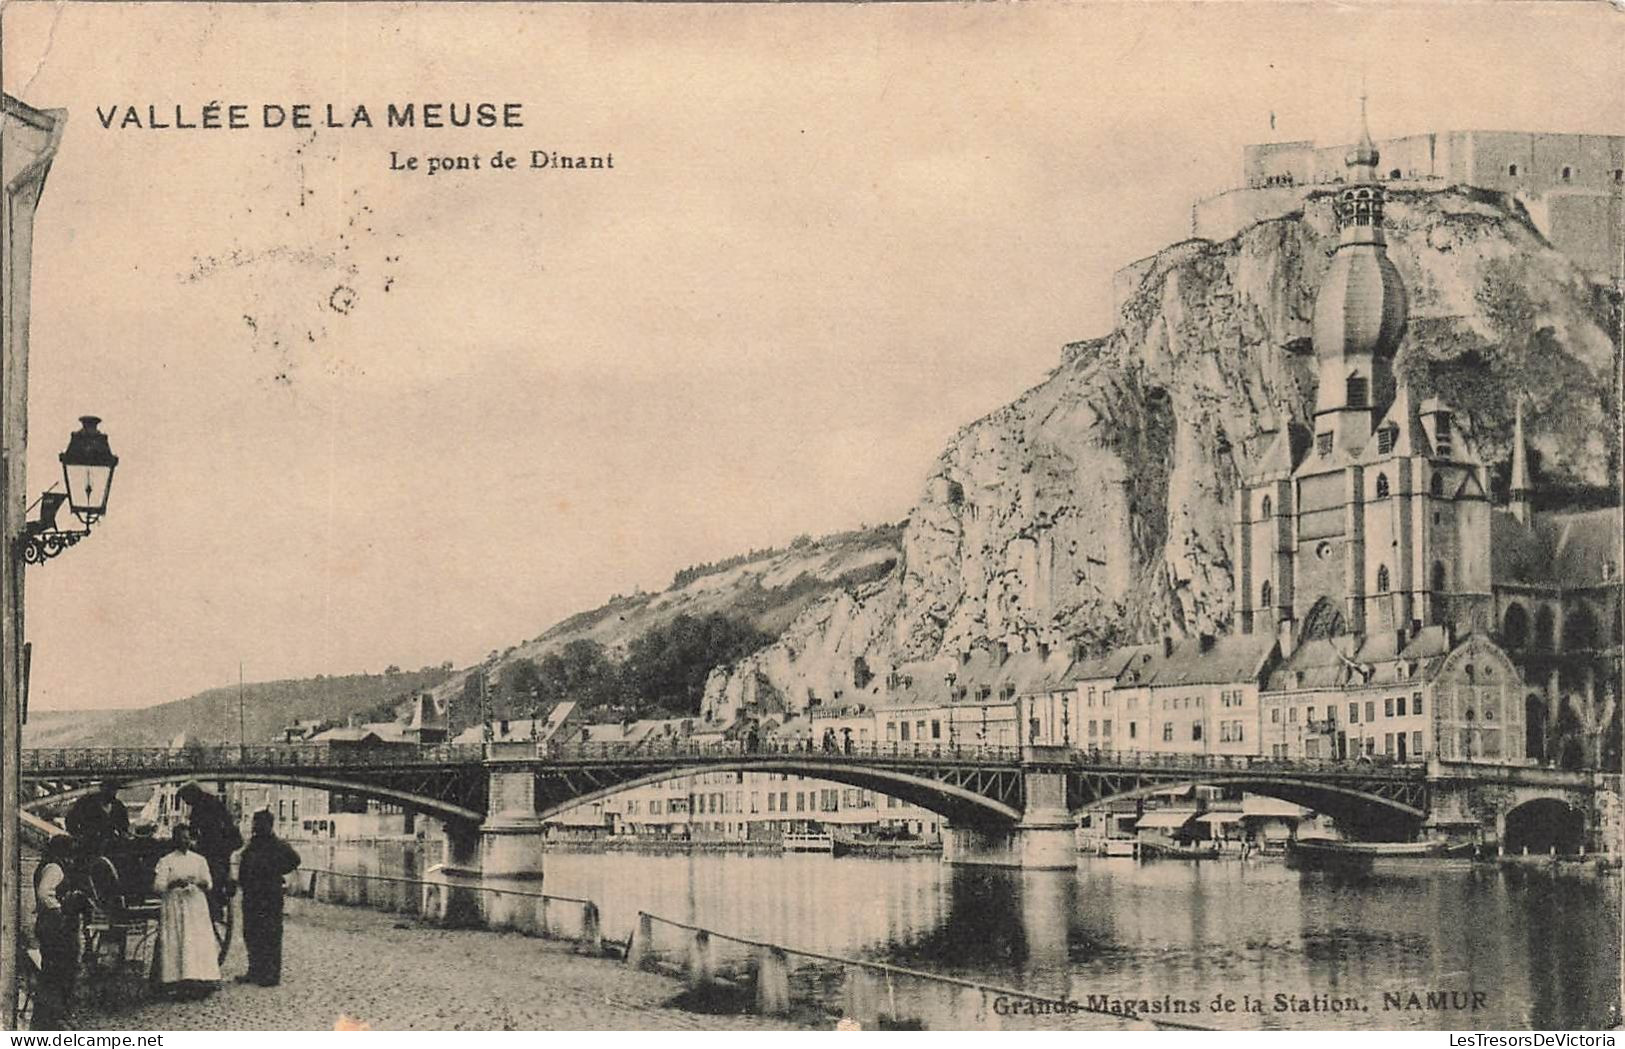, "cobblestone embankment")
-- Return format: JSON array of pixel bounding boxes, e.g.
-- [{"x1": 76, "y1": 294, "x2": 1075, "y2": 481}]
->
[{"x1": 70, "y1": 897, "x2": 810, "y2": 1031}]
